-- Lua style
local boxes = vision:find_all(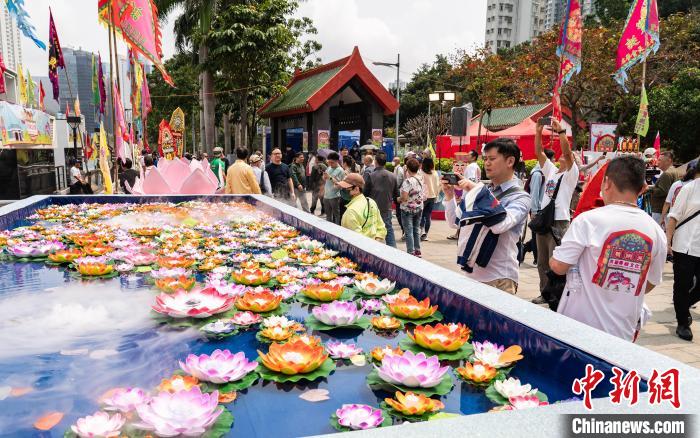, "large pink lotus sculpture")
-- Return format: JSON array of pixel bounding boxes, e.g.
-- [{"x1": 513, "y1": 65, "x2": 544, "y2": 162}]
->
[
  {"x1": 152, "y1": 287, "x2": 235, "y2": 318},
  {"x1": 127, "y1": 158, "x2": 220, "y2": 195}
]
